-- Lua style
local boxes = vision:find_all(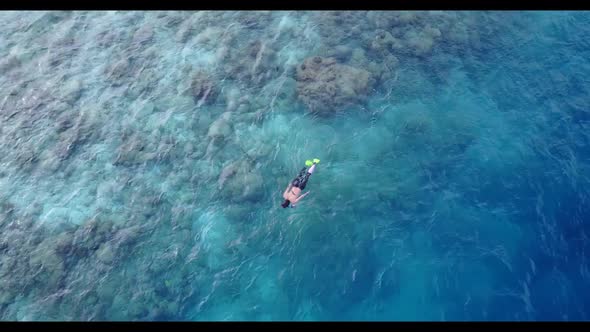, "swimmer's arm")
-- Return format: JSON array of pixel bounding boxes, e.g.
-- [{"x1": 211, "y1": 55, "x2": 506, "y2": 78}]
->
[{"x1": 294, "y1": 191, "x2": 310, "y2": 204}]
